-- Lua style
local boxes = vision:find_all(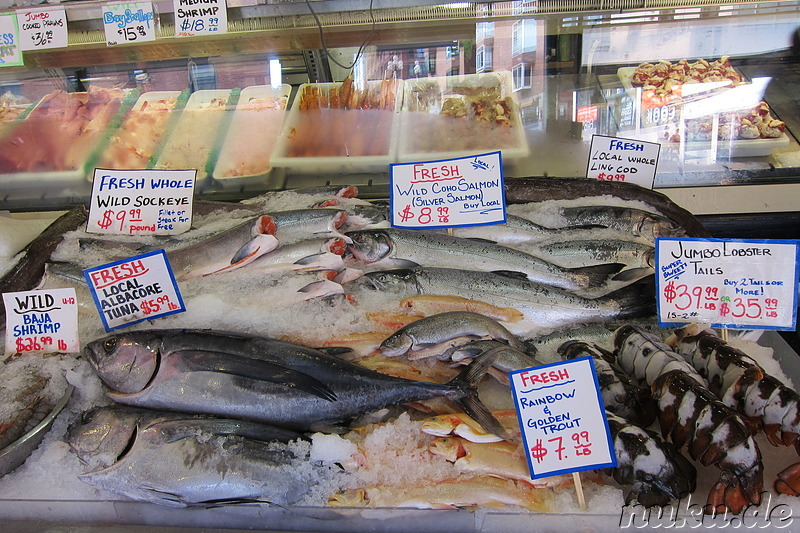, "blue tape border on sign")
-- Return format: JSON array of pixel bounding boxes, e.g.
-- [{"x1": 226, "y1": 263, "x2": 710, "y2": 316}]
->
[
  {"x1": 508, "y1": 356, "x2": 617, "y2": 480},
  {"x1": 83, "y1": 249, "x2": 186, "y2": 332},
  {"x1": 388, "y1": 150, "x2": 506, "y2": 230},
  {"x1": 655, "y1": 236, "x2": 800, "y2": 331}
]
